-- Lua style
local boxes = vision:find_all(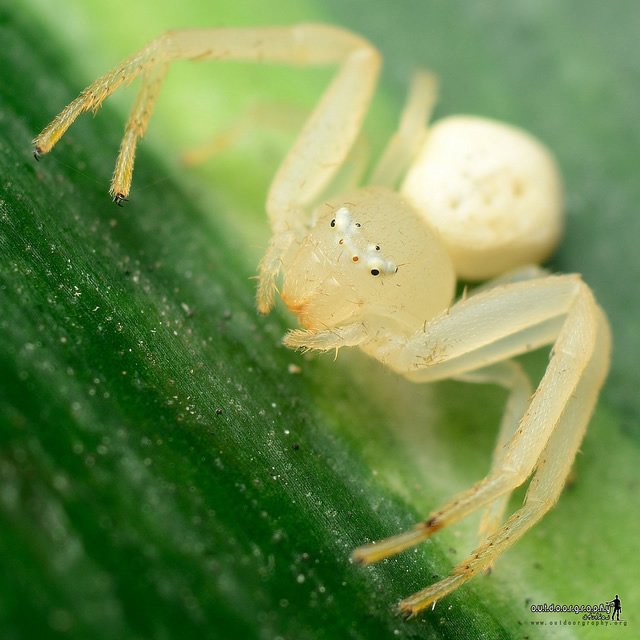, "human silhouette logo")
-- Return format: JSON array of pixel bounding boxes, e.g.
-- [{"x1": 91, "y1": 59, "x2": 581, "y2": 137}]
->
[{"x1": 608, "y1": 594, "x2": 622, "y2": 621}]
